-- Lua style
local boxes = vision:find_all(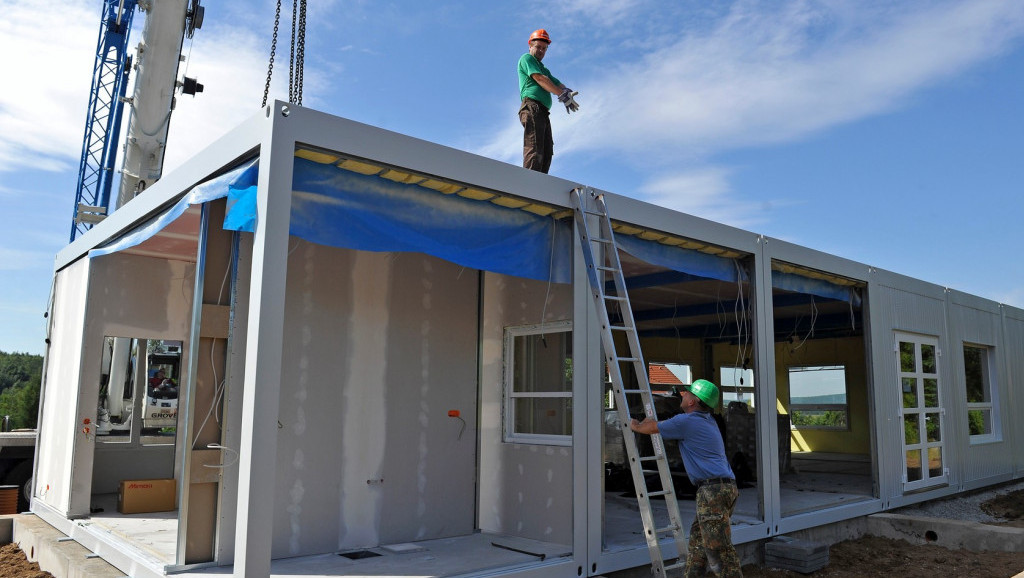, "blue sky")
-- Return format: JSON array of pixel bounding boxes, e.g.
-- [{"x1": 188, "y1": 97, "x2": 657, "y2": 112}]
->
[{"x1": 1, "y1": 0, "x2": 1022, "y2": 355}]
